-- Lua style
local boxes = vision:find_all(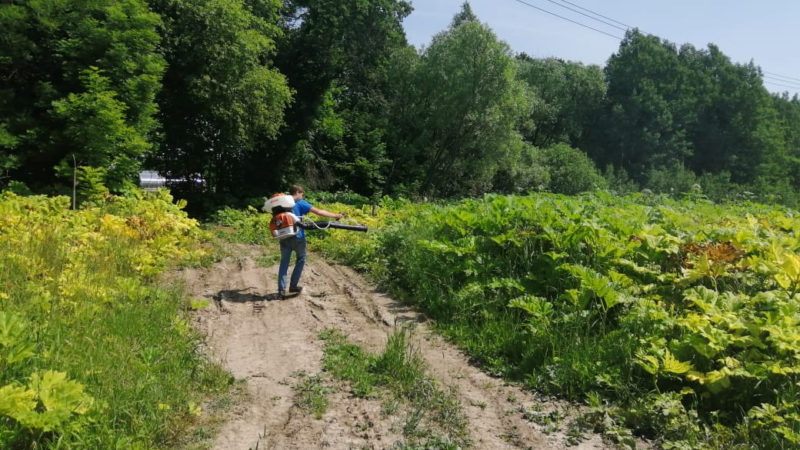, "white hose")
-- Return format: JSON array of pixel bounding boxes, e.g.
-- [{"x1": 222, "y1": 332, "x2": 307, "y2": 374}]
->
[{"x1": 301, "y1": 217, "x2": 332, "y2": 230}]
